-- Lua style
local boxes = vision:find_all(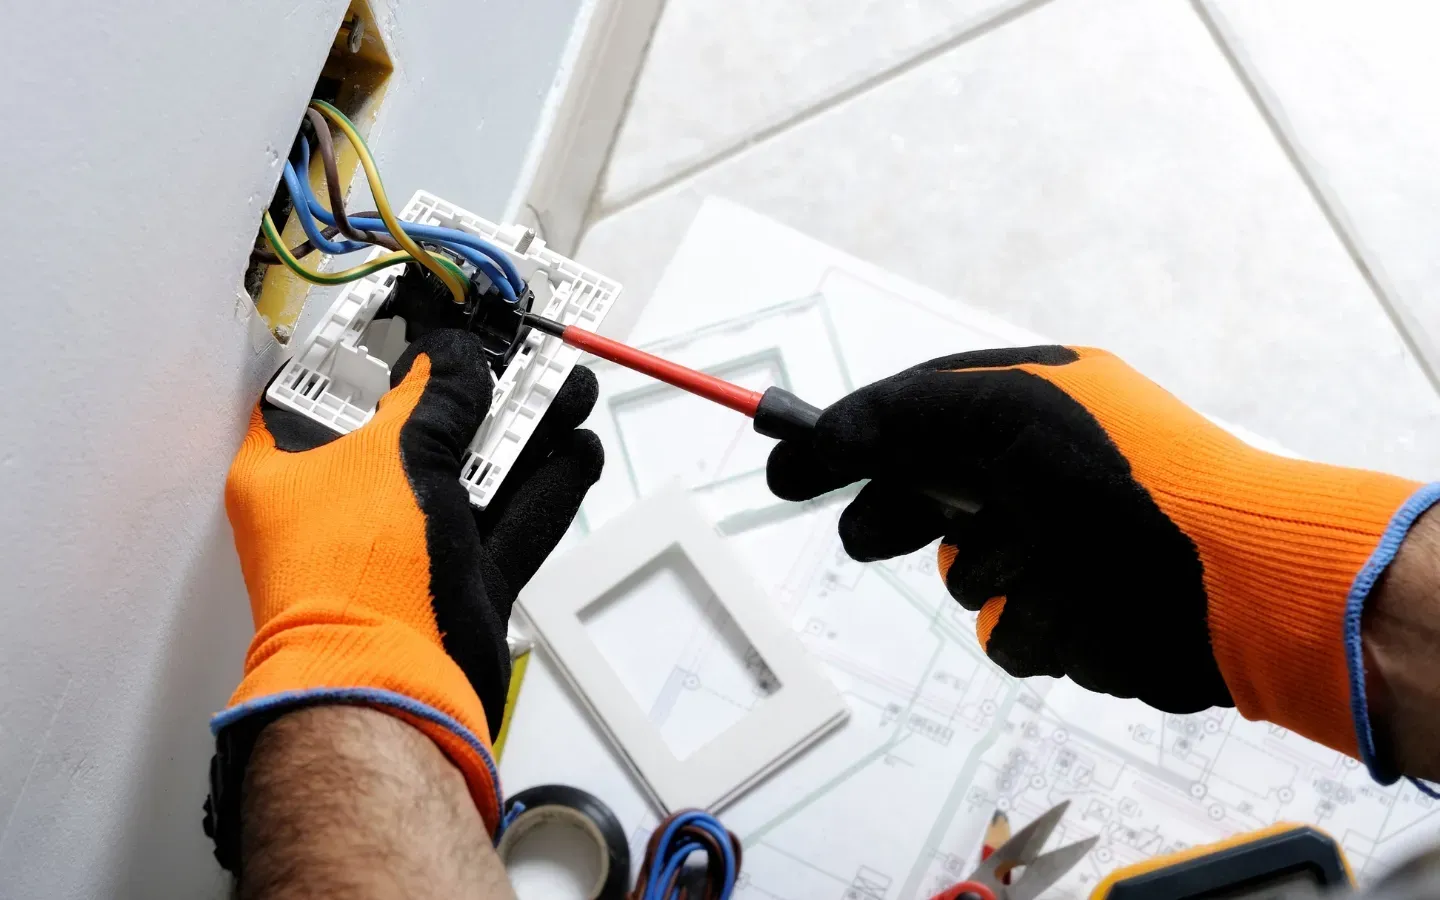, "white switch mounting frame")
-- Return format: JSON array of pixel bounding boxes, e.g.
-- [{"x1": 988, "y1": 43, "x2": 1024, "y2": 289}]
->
[
  {"x1": 518, "y1": 486, "x2": 850, "y2": 813},
  {"x1": 265, "y1": 190, "x2": 619, "y2": 509}
]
